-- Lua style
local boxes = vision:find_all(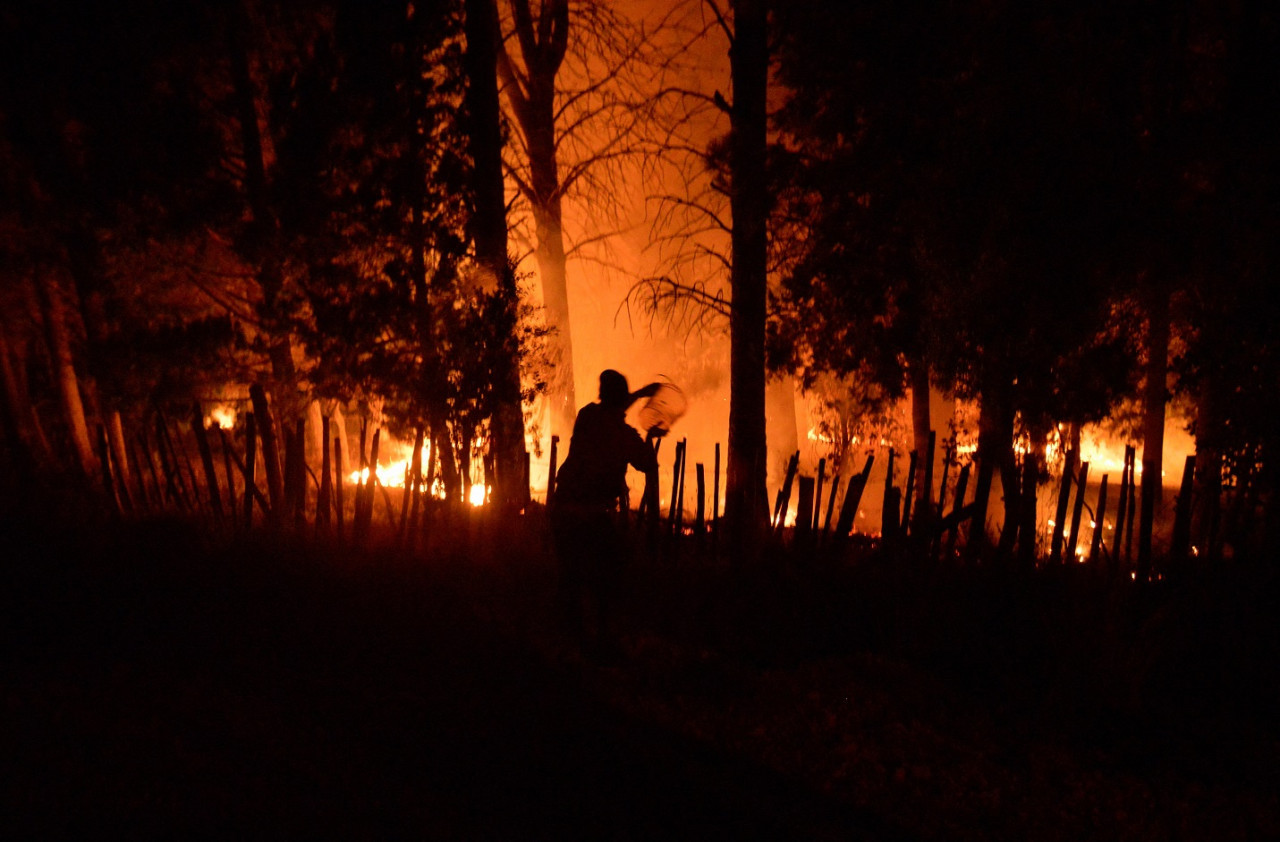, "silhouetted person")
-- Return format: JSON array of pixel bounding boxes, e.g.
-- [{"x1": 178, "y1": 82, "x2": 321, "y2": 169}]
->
[{"x1": 551, "y1": 370, "x2": 661, "y2": 656}]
